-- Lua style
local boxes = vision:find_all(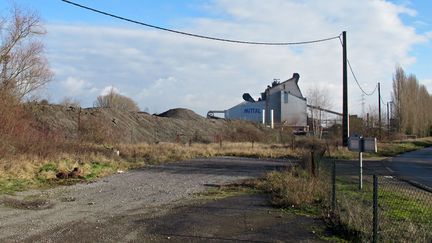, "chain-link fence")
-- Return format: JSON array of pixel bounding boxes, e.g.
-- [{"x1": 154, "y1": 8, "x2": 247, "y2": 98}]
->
[
  {"x1": 329, "y1": 161, "x2": 432, "y2": 242},
  {"x1": 378, "y1": 176, "x2": 432, "y2": 242}
]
